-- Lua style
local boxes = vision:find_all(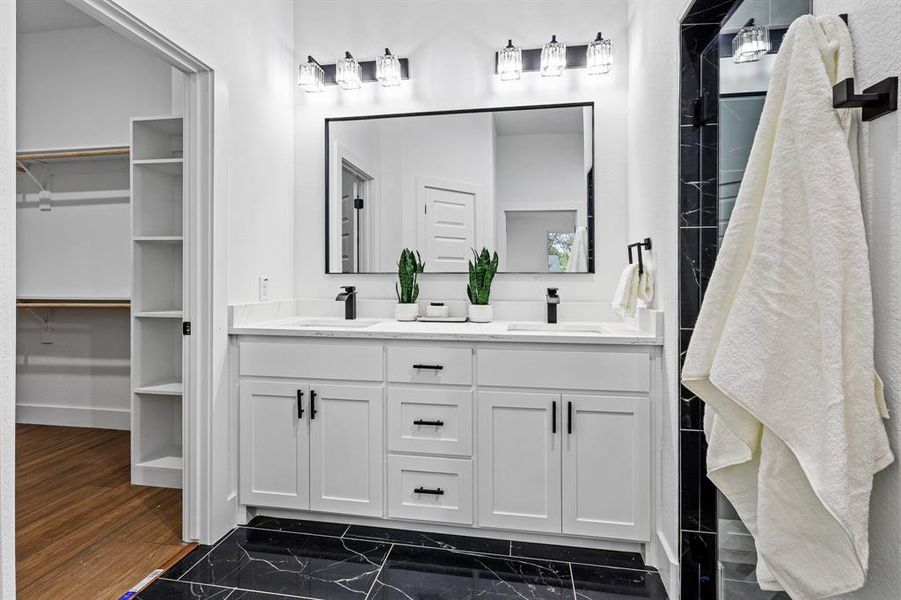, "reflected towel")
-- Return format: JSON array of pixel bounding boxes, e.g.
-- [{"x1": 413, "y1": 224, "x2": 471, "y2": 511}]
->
[
  {"x1": 567, "y1": 226, "x2": 588, "y2": 273},
  {"x1": 612, "y1": 262, "x2": 639, "y2": 318}
]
